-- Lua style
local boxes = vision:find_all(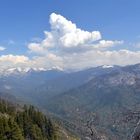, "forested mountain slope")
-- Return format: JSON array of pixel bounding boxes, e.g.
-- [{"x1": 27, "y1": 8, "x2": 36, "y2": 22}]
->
[
  {"x1": 0, "y1": 99, "x2": 79, "y2": 140},
  {"x1": 45, "y1": 64, "x2": 140, "y2": 140}
]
